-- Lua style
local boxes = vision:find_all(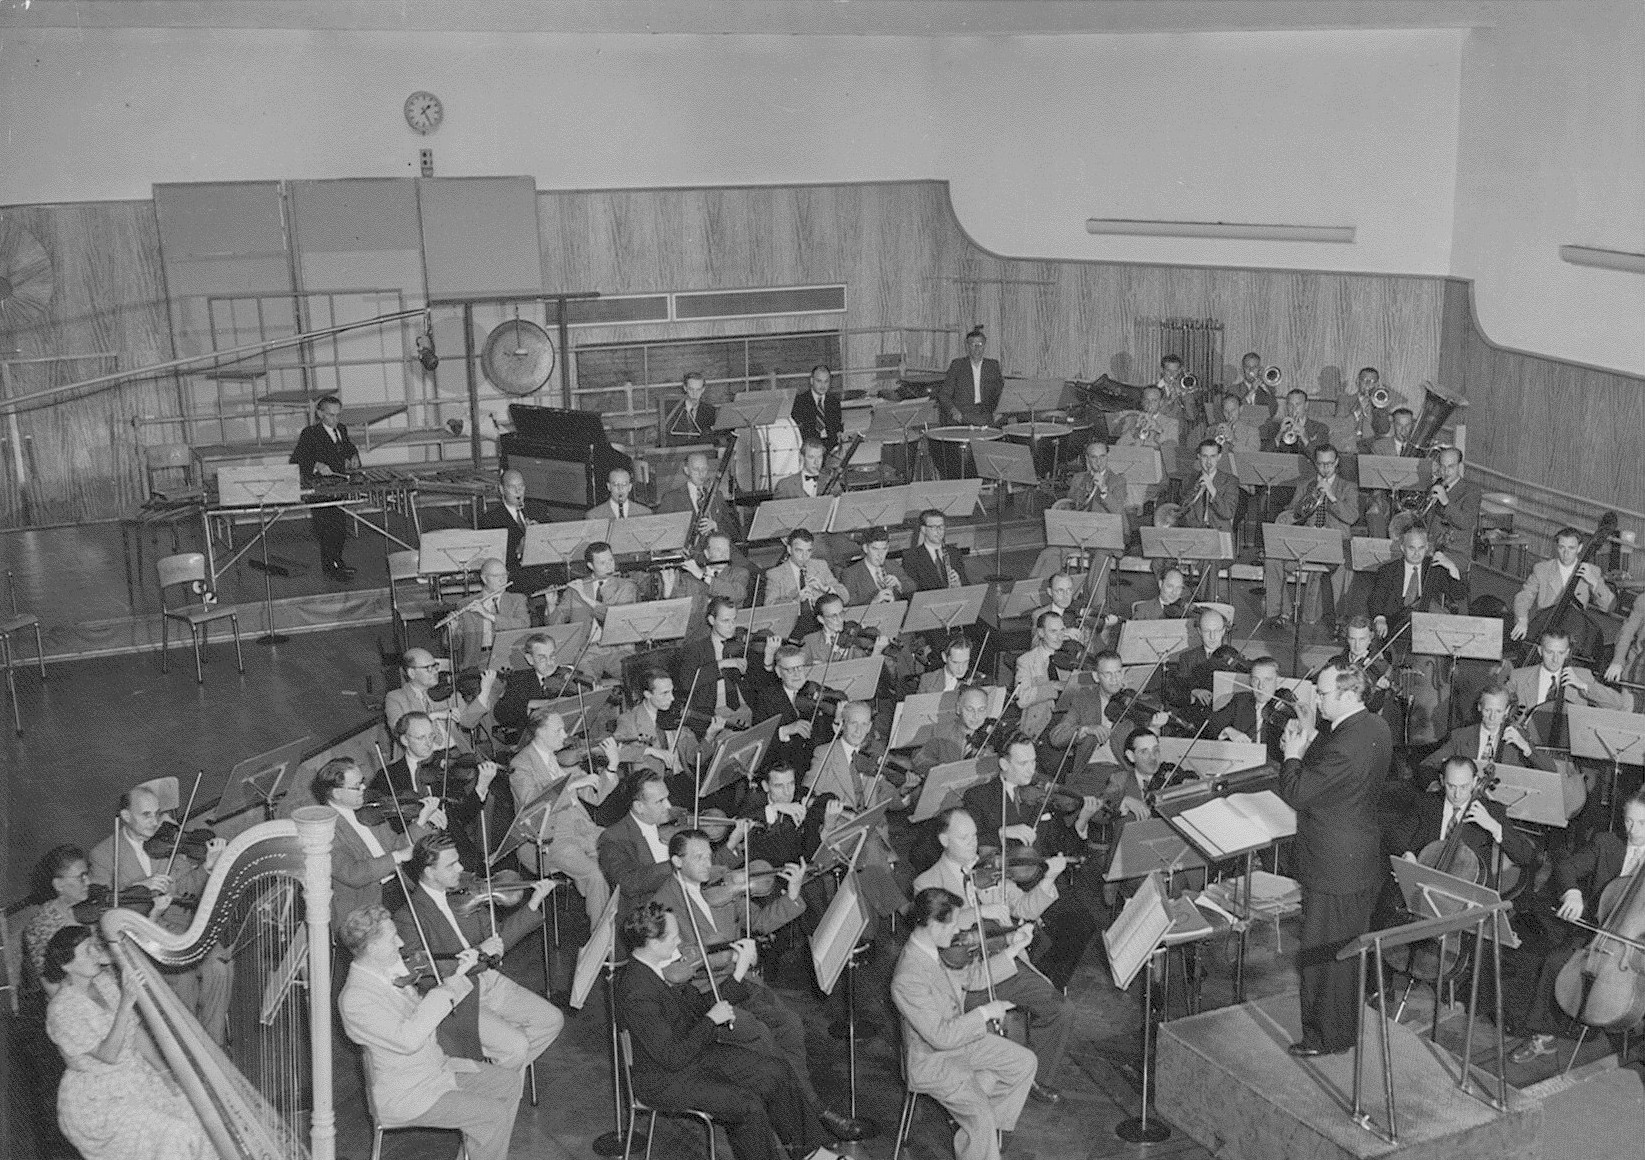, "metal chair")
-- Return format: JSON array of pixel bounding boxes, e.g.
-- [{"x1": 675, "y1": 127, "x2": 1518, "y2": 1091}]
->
[
  {"x1": 387, "y1": 549, "x2": 442, "y2": 653},
  {"x1": 891, "y1": 1021, "x2": 951, "y2": 1160},
  {"x1": 156, "y1": 553, "x2": 244, "y2": 683},
  {"x1": 0, "y1": 570, "x2": 46, "y2": 735},
  {"x1": 617, "y1": 1027, "x2": 719, "y2": 1159},
  {"x1": 361, "y1": 1051, "x2": 467, "y2": 1160}
]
